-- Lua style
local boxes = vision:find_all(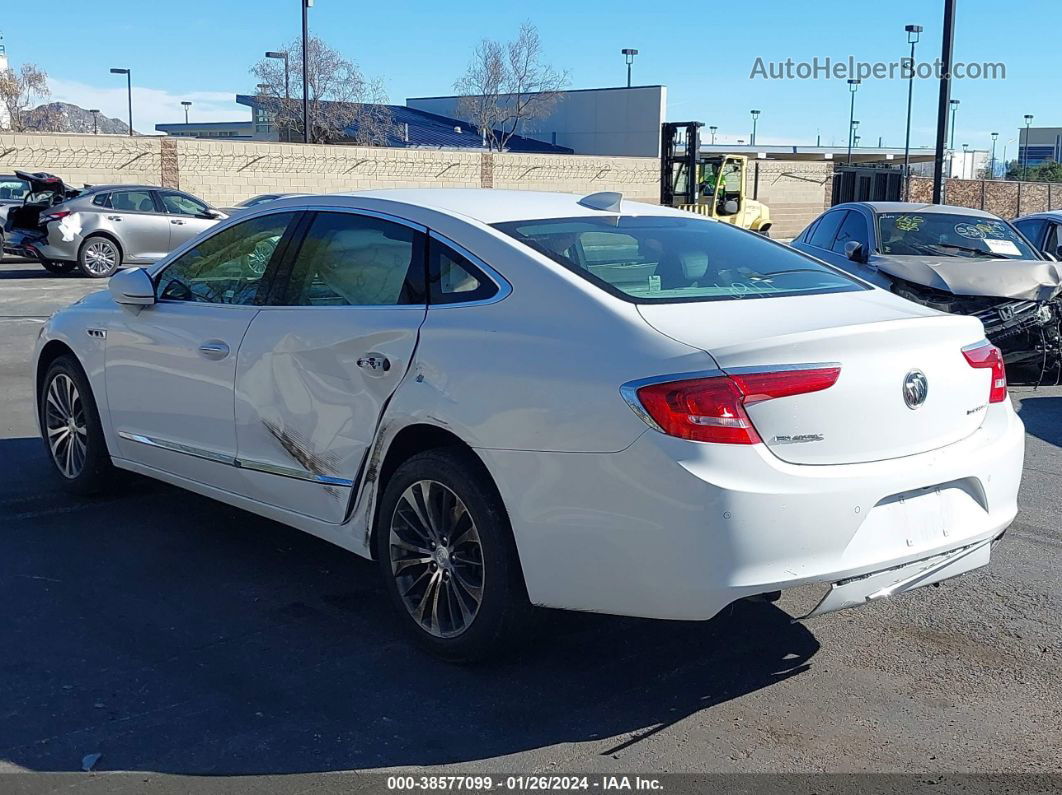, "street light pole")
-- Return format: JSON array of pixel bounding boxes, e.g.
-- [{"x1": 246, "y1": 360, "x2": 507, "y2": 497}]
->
[
  {"x1": 750, "y1": 109, "x2": 760, "y2": 146},
  {"x1": 181, "y1": 101, "x2": 191, "y2": 125},
  {"x1": 708, "y1": 125, "x2": 717, "y2": 145},
  {"x1": 110, "y1": 68, "x2": 133, "y2": 136},
  {"x1": 301, "y1": 0, "x2": 312, "y2": 143},
  {"x1": 89, "y1": 109, "x2": 99, "y2": 135},
  {"x1": 961, "y1": 143, "x2": 969, "y2": 179},
  {"x1": 948, "y1": 99, "x2": 959, "y2": 177},
  {"x1": 1022, "y1": 114, "x2": 1034, "y2": 181},
  {"x1": 902, "y1": 24, "x2": 922, "y2": 200},
  {"x1": 847, "y1": 79, "x2": 861, "y2": 165},
  {"x1": 931, "y1": 0, "x2": 956, "y2": 203},
  {"x1": 621, "y1": 49, "x2": 638, "y2": 88},
  {"x1": 266, "y1": 50, "x2": 290, "y2": 139},
  {"x1": 989, "y1": 131, "x2": 999, "y2": 179}
]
